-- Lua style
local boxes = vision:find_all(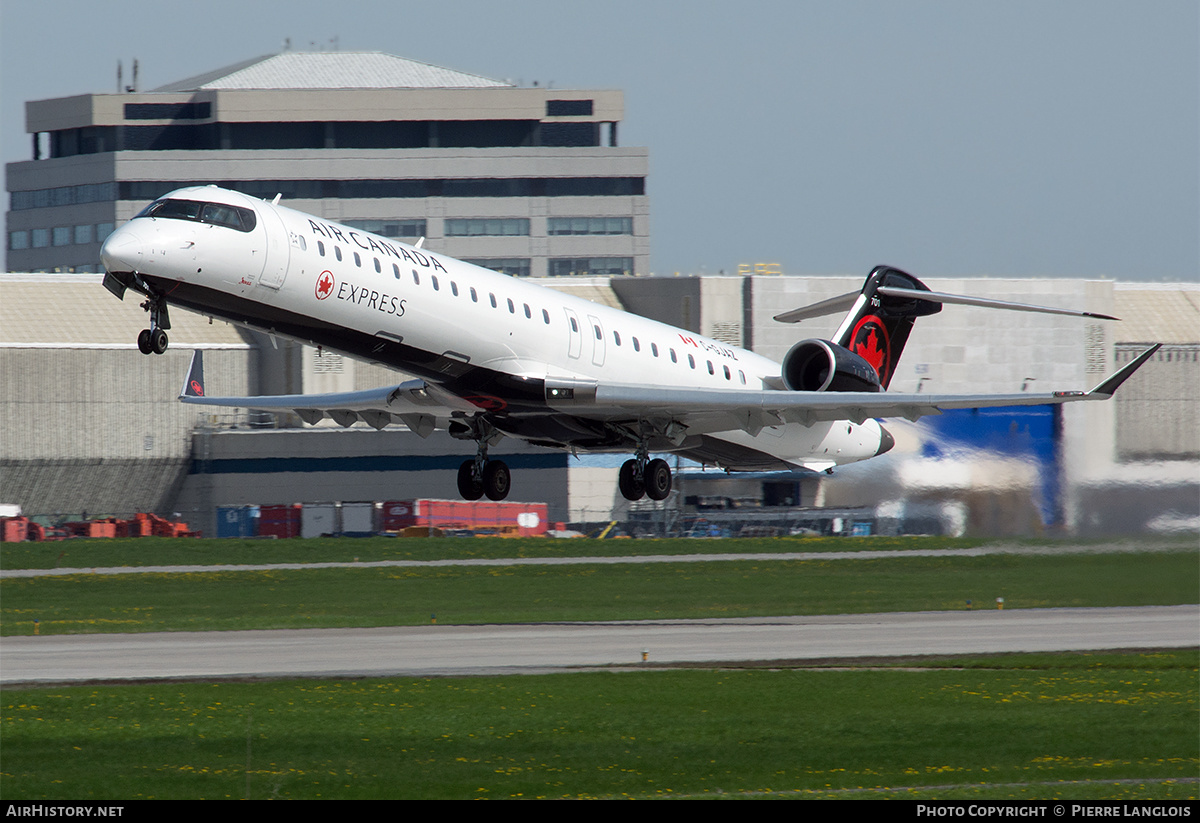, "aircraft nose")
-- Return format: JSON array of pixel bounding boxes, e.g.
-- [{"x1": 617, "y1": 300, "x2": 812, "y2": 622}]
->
[
  {"x1": 100, "y1": 228, "x2": 143, "y2": 272},
  {"x1": 876, "y1": 424, "x2": 895, "y2": 456}
]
